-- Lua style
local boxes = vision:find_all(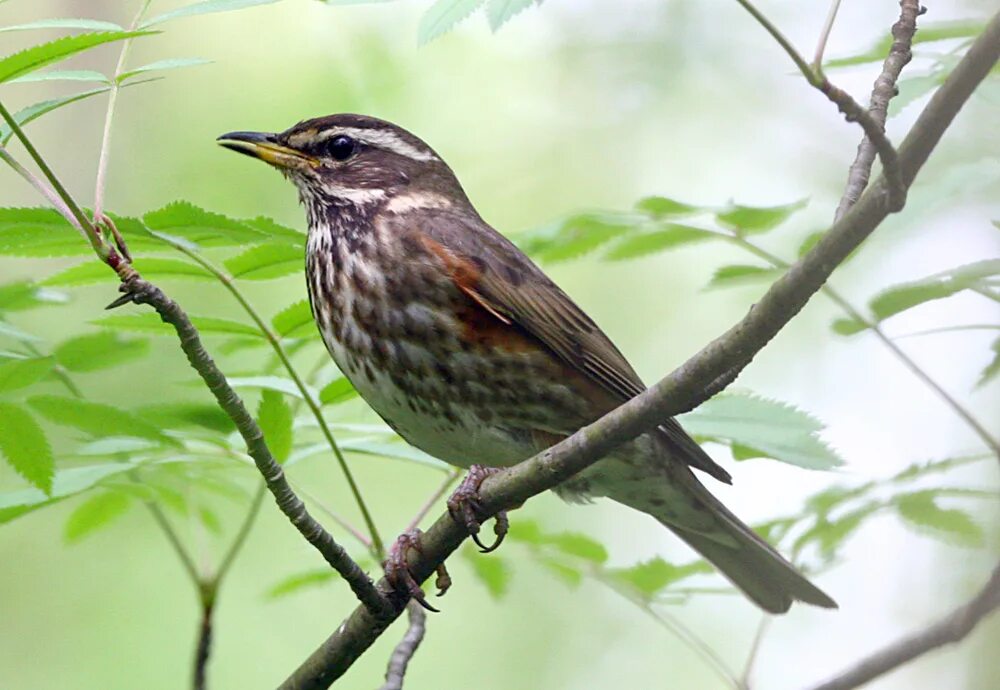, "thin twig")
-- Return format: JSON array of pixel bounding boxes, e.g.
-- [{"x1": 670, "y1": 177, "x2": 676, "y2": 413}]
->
[
  {"x1": 378, "y1": 602, "x2": 427, "y2": 690},
  {"x1": 93, "y1": 0, "x2": 153, "y2": 219},
  {"x1": 211, "y1": 481, "x2": 268, "y2": 591},
  {"x1": 813, "y1": 0, "x2": 844, "y2": 70},
  {"x1": 805, "y1": 562, "x2": 1000, "y2": 690},
  {"x1": 279, "y1": 14, "x2": 1000, "y2": 686},
  {"x1": 741, "y1": 615, "x2": 772, "y2": 690},
  {"x1": 0, "y1": 145, "x2": 82, "y2": 232},
  {"x1": 145, "y1": 498, "x2": 203, "y2": 586},
  {"x1": 153, "y1": 238, "x2": 385, "y2": 556},
  {"x1": 835, "y1": 0, "x2": 922, "y2": 220}
]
